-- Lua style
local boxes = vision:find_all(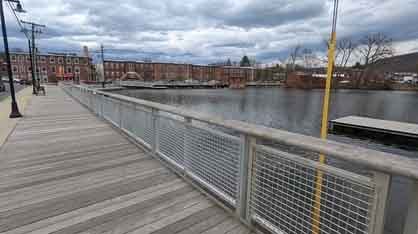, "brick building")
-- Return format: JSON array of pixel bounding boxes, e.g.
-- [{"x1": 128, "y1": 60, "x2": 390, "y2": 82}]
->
[
  {"x1": 103, "y1": 60, "x2": 255, "y2": 86},
  {"x1": 0, "y1": 52, "x2": 93, "y2": 83}
]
